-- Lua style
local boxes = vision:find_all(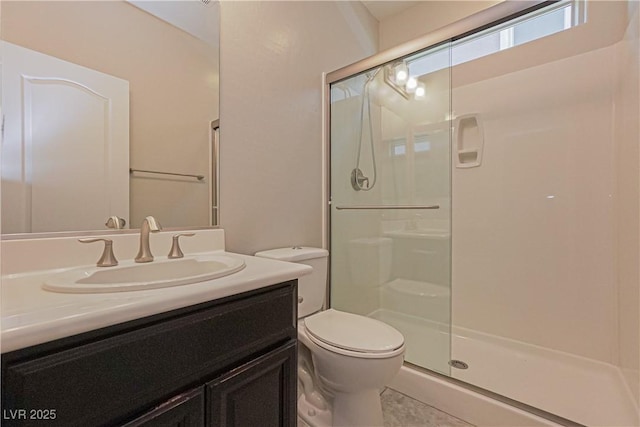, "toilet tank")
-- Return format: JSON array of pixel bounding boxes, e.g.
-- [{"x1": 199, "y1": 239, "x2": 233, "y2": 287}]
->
[
  {"x1": 348, "y1": 237, "x2": 392, "y2": 287},
  {"x1": 254, "y1": 247, "x2": 329, "y2": 318}
]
